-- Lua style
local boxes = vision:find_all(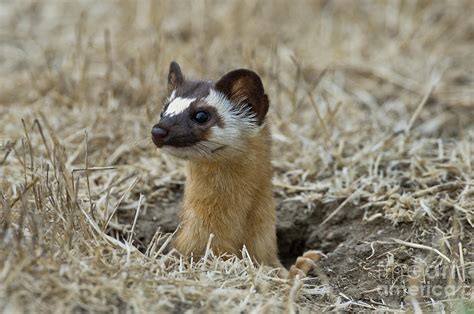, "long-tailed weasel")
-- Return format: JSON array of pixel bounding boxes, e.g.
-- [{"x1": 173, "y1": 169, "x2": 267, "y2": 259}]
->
[{"x1": 151, "y1": 62, "x2": 322, "y2": 278}]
